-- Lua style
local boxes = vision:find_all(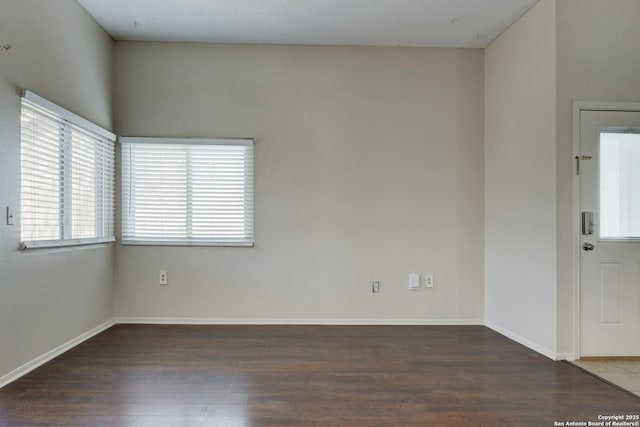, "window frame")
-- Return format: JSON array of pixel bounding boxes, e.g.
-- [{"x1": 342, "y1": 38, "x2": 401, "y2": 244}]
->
[
  {"x1": 598, "y1": 126, "x2": 640, "y2": 241},
  {"x1": 120, "y1": 137, "x2": 255, "y2": 247},
  {"x1": 20, "y1": 90, "x2": 116, "y2": 250}
]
